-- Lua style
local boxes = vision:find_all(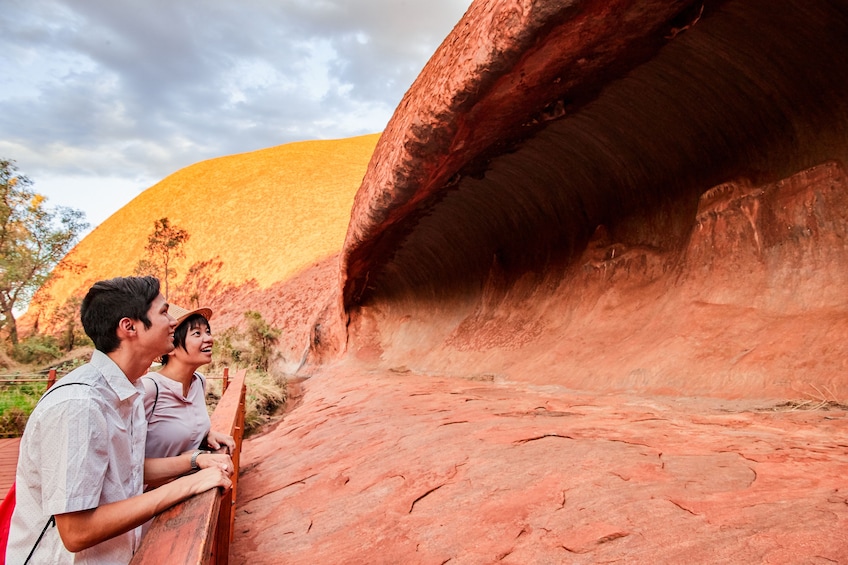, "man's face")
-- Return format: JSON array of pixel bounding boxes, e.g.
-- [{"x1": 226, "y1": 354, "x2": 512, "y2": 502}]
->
[{"x1": 137, "y1": 294, "x2": 177, "y2": 358}]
